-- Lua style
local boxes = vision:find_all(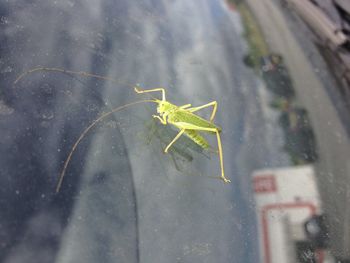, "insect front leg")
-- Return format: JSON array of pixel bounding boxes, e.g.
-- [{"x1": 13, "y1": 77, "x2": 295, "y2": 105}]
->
[
  {"x1": 187, "y1": 101, "x2": 217, "y2": 122},
  {"x1": 153, "y1": 114, "x2": 167, "y2": 125},
  {"x1": 134, "y1": 87, "x2": 166, "y2": 101},
  {"x1": 164, "y1": 129, "x2": 186, "y2": 153}
]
